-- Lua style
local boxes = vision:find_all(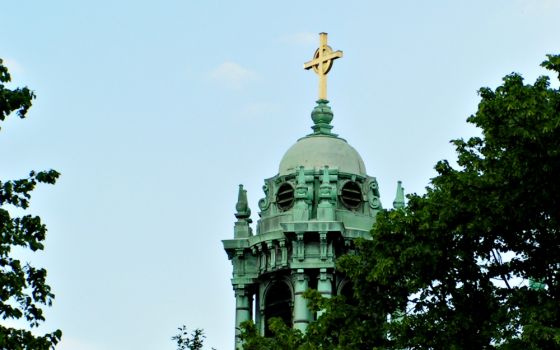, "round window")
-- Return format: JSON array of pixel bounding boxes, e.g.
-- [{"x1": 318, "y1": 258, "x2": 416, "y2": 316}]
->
[
  {"x1": 276, "y1": 183, "x2": 295, "y2": 210},
  {"x1": 340, "y1": 181, "x2": 362, "y2": 209}
]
